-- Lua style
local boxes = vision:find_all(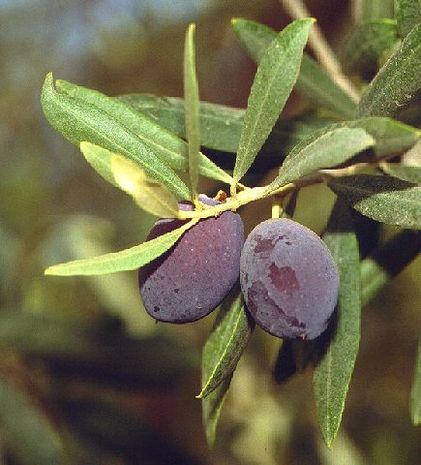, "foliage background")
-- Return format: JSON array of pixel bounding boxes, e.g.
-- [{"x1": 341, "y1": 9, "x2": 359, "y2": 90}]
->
[{"x1": 0, "y1": 0, "x2": 420, "y2": 464}]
